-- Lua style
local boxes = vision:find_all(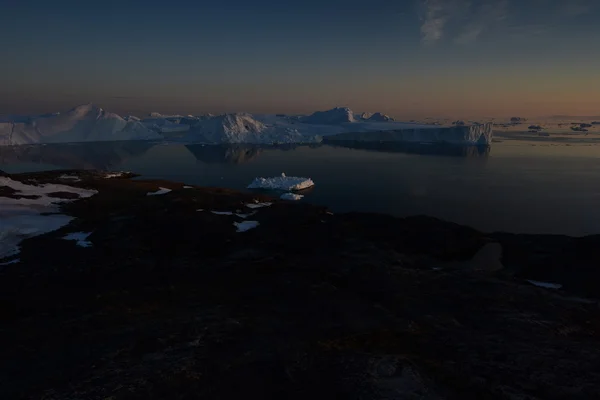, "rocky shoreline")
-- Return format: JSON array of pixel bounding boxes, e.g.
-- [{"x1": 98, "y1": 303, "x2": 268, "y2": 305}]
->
[{"x1": 1, "y1": 169, "x2": 599, "y2": 399}]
